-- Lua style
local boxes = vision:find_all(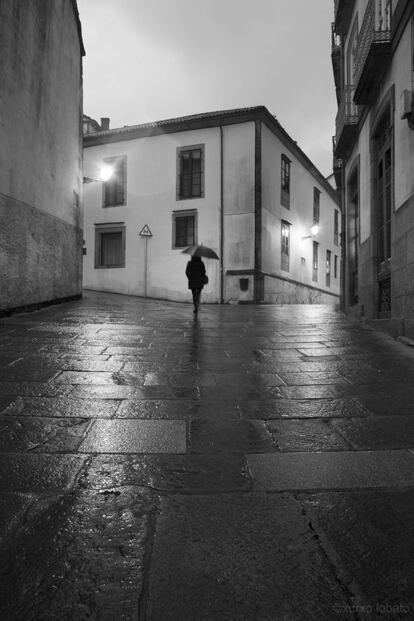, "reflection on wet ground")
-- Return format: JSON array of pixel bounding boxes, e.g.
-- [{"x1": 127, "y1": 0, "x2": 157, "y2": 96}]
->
[{"x1": 1, "y1": 290, "x2": 414, "y2": 618}]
